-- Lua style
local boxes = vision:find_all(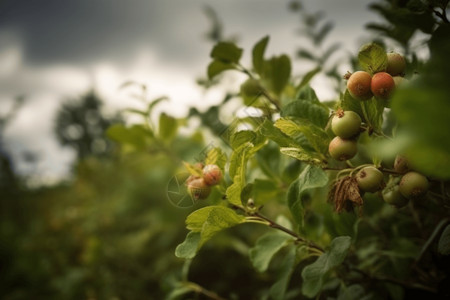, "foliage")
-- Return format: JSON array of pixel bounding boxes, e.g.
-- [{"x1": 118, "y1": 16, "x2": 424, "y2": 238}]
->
[{"x1": 2, "y1": 1, "x2": 450, "y2": 300}]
